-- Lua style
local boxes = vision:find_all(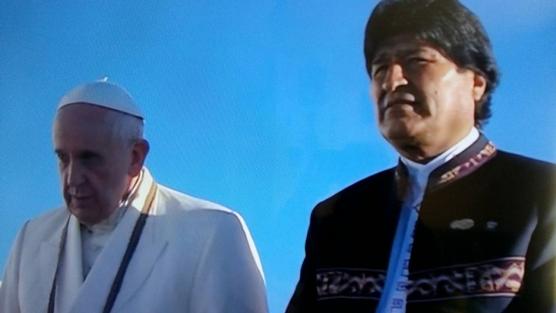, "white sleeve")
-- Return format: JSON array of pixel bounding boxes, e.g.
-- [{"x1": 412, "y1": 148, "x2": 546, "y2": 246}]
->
[
  {"x1": 0, "y1": 221, "x2": 29, "y2": 313},
  {"x1": 188, "y1": 212, "x2": 268, "y2": 313}
]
